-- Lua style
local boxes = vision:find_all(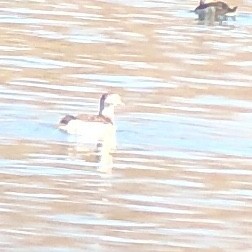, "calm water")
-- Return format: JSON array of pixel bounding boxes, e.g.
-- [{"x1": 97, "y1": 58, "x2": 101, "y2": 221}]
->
[{"x1": 0, "y1": 0, "x2": 252, "y2": 251}]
